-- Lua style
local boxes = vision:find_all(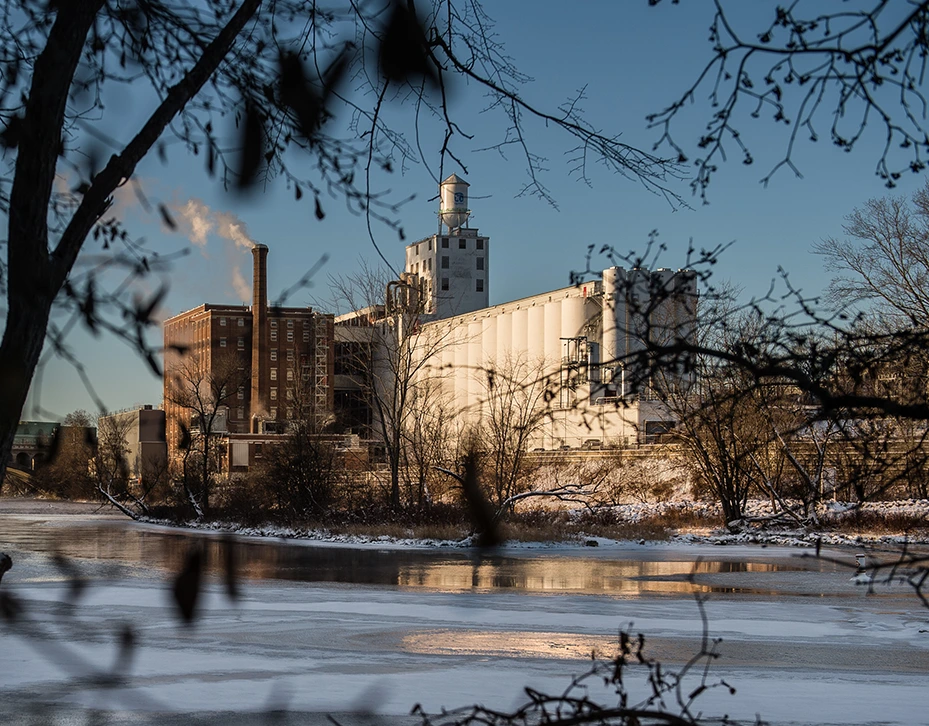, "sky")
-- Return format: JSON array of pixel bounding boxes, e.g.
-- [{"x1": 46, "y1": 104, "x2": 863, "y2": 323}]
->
[{"x1": 19, "y1": 1, "x2": 929, "y2": 420}]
